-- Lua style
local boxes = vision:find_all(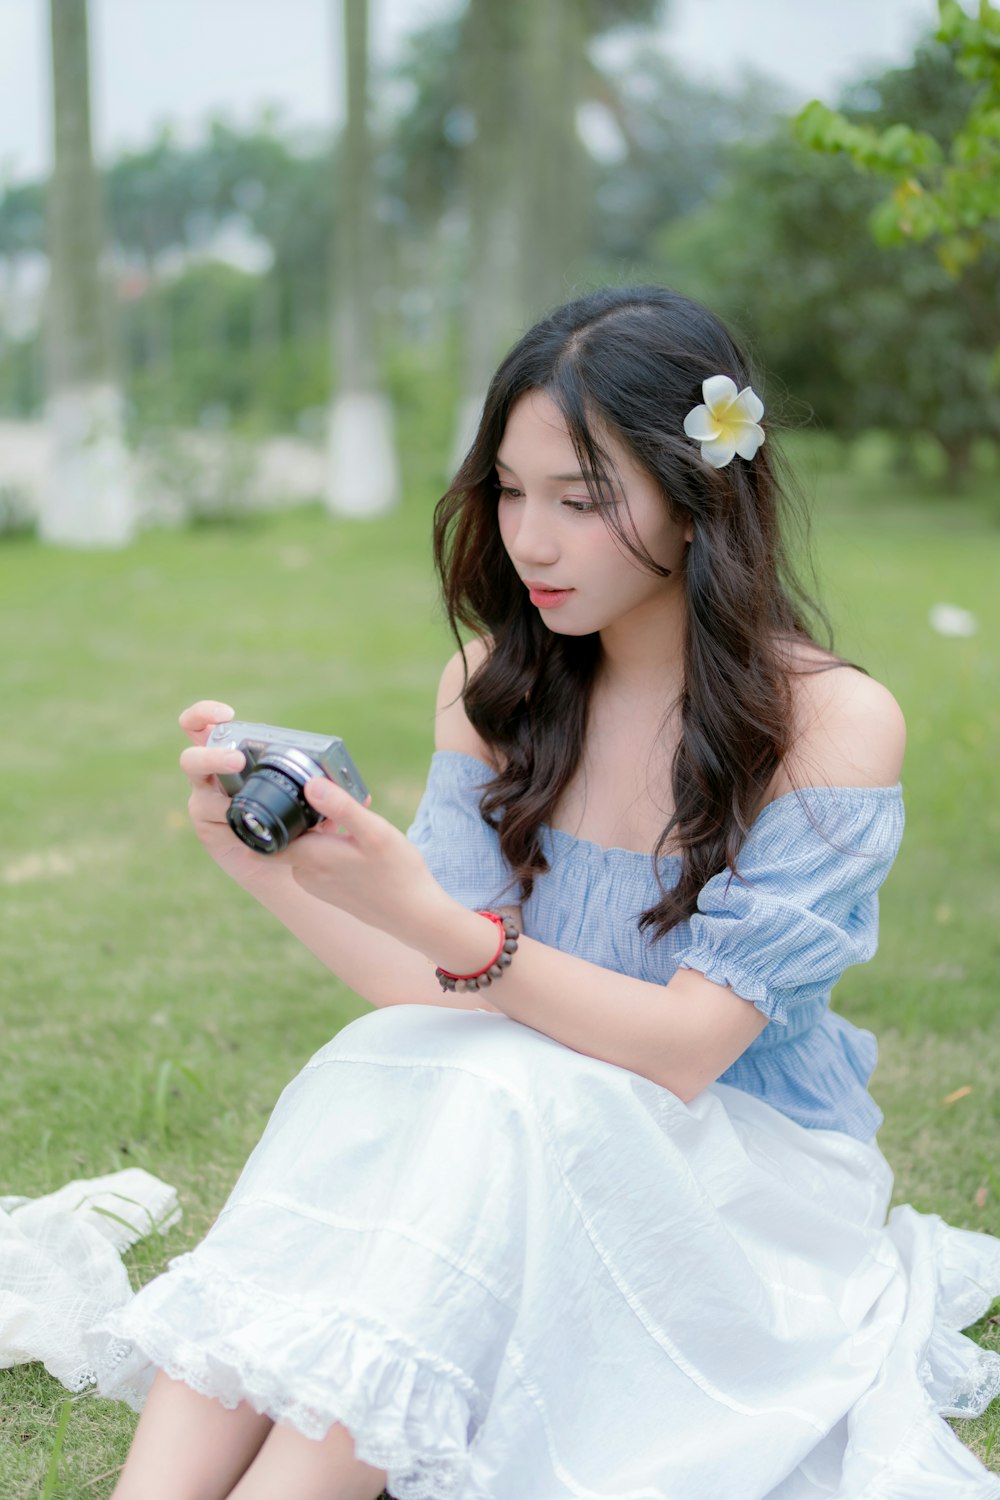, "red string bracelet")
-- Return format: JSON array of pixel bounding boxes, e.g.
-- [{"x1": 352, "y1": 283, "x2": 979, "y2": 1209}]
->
[{"x1": 435, "y1": 911, "x2": 520, "y2": 993}]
